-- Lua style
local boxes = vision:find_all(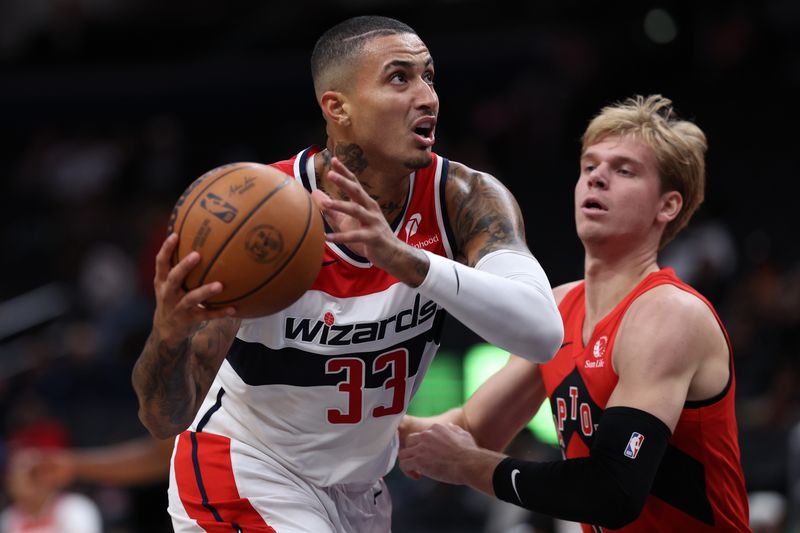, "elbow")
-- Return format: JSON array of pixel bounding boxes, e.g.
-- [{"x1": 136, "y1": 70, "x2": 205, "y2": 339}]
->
[
  {"x1": 516, "y1": 312, "x2": 564, "y2": 364},
  {"x1": 138, "y1": 407, "x2": 183, "y2": 440},
  {"x1": 540, "y1": 318, "x2": 564, "y2": 363},
  {"x1": 596, "y1": 493, "x2": 647, "y2": 529}
]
